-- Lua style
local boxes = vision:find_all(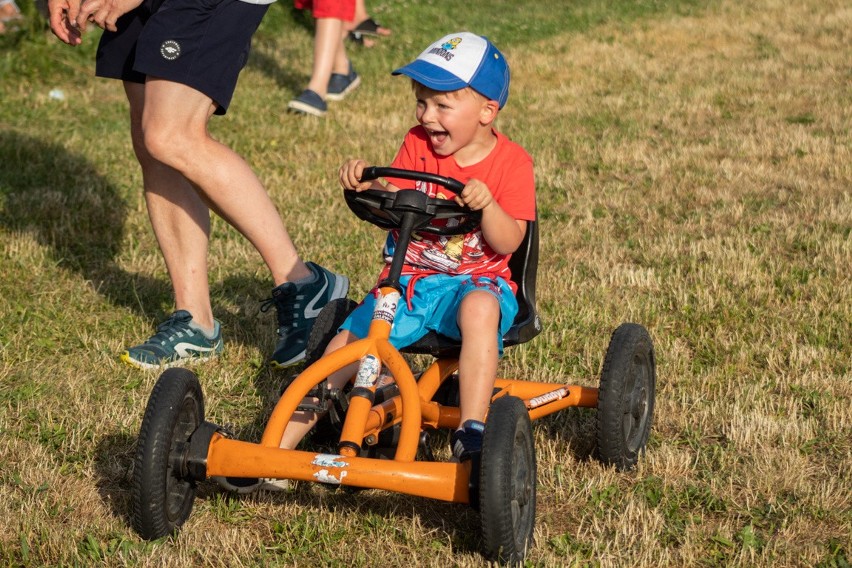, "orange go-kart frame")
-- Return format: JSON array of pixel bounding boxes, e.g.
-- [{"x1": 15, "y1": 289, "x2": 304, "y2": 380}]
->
[
  {"x1": 203, "y1": 168, "x2": 599, "y2": 503},
  {"x1": 202, "y1": 282, "x2": 598, "y2": 503},
  {"x1": 131, "y1": 167, "x2": 655, "y2": 566}
]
